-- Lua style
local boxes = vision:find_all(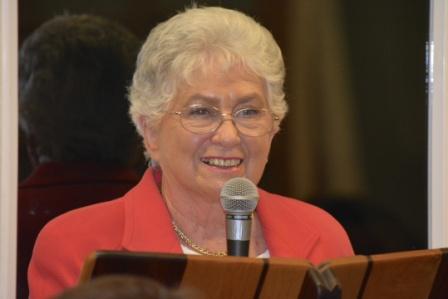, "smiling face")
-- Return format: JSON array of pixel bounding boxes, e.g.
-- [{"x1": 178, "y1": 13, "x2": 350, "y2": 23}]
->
[{"x1": 141, "y1": 64, "x2": 278, "y2": 200}]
